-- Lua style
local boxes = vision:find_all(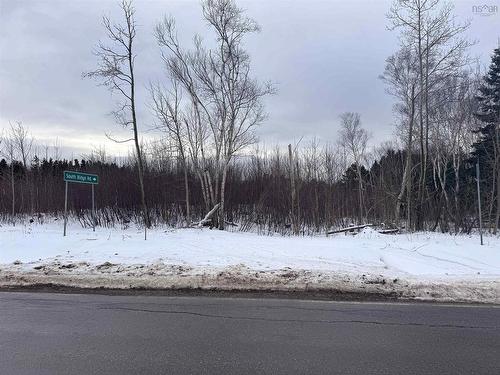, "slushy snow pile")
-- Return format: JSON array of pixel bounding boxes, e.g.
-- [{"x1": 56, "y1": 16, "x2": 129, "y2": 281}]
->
[{"x1": 1, "y1": 221, "x2": 499, "y2": 303}]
